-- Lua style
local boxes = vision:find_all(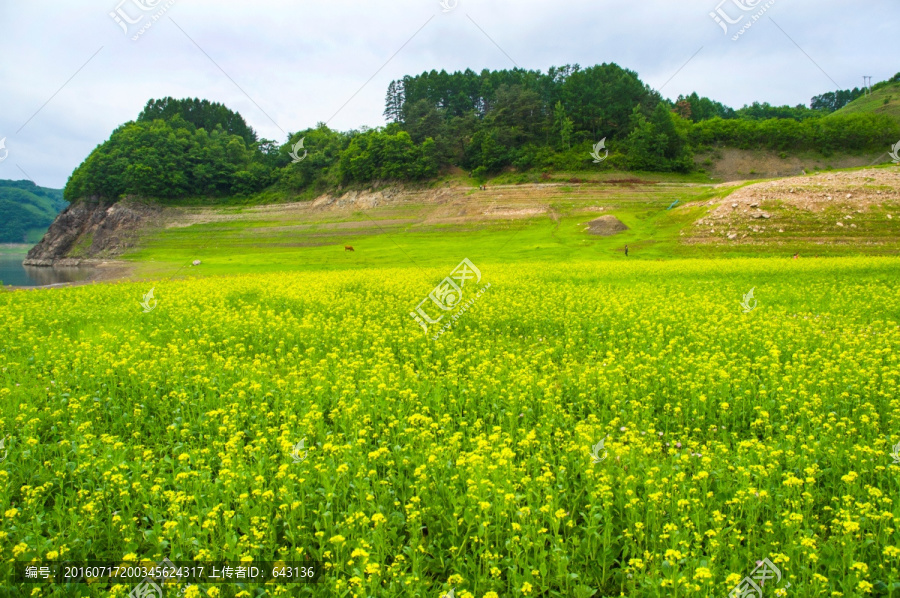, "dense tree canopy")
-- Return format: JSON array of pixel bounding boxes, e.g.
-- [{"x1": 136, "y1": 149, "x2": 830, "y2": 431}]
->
[
  {"x1": 688, "y1": 112, "x2": 898, "y2": 152},
  {"x1": 65, "y1": 116, "x2": 272, "y2": 201},
  {"x1": 377, "y1": 63, "x2": 692, "y2": 175},
  {"x1": 138, "y1": 98, "x2": 258, "y2": 145},
  {"x1": 63, "y1": 70, "x2": 900, "y2": 203},
  {"x1": 672, "y1": 92, "x2": 735, "y2": 122}
]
